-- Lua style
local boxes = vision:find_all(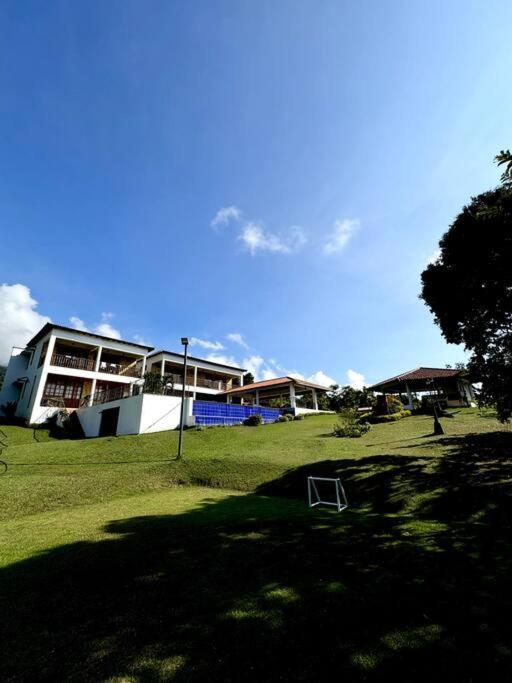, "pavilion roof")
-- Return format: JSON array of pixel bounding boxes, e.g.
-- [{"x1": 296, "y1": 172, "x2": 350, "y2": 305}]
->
[
  {"x1": 221, "y1": 375, "x2": 330, "y2": 396},
  {"x1": 369, "y1": 367, "x2": 463, "y2": 392}
]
